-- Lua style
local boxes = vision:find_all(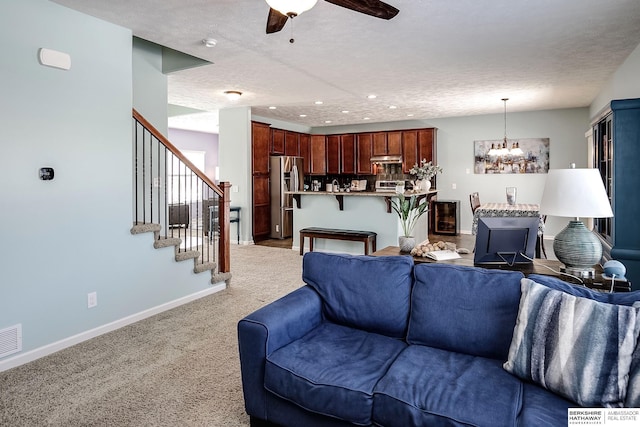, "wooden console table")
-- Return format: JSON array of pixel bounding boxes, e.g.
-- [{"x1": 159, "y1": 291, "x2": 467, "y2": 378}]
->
[{"x1": 372, "y1": 246, "x2": 631, "y2": 292}]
